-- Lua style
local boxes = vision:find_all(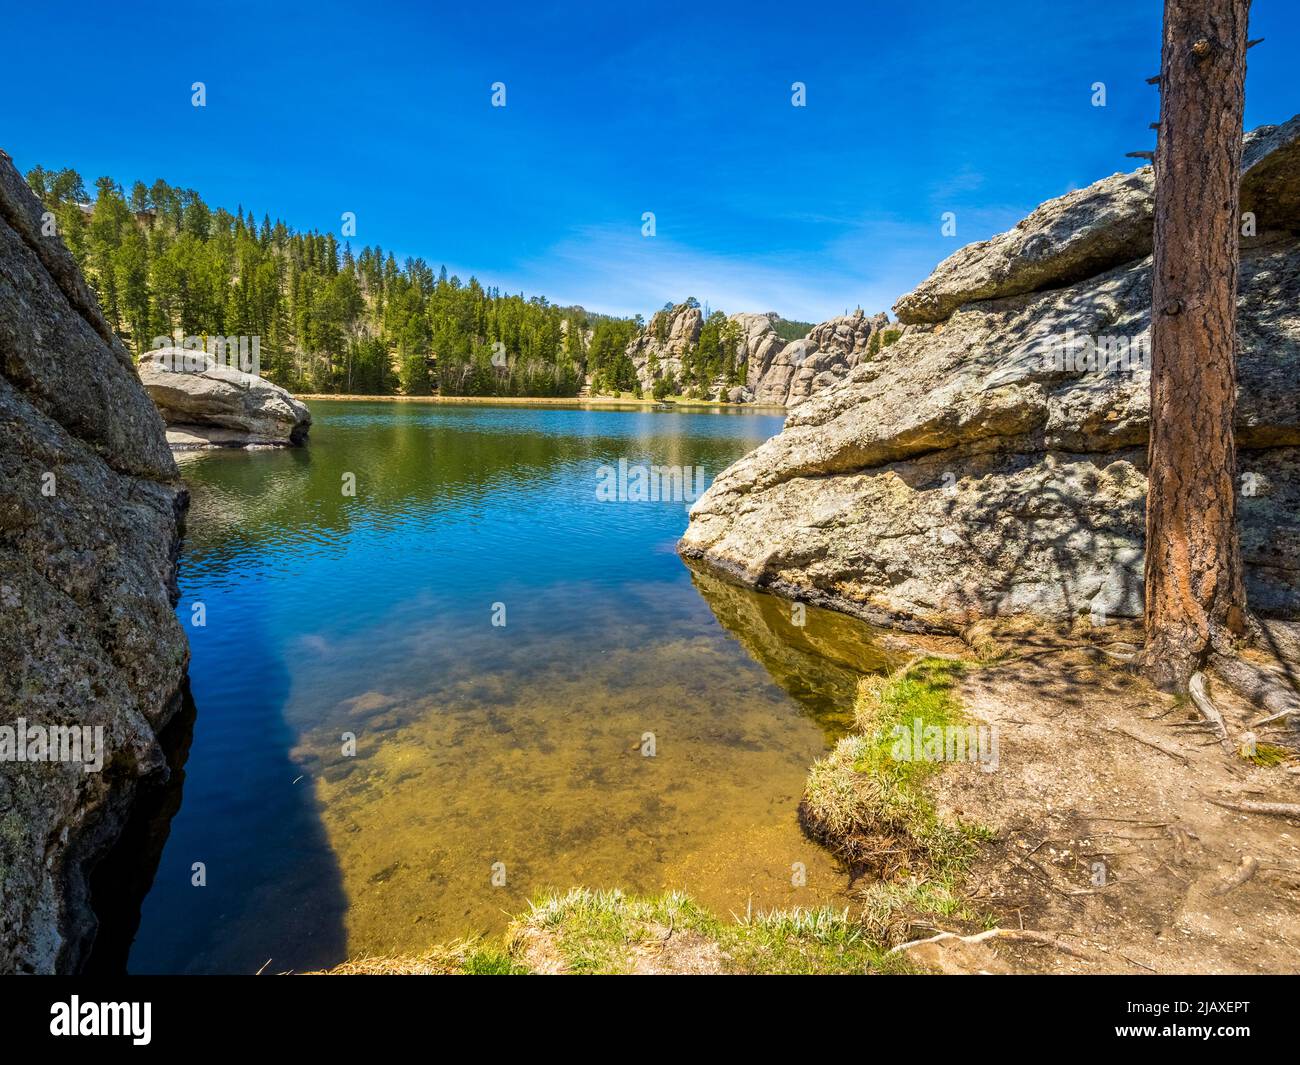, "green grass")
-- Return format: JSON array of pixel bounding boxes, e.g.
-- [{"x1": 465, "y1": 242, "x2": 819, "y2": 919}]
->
[
  {"x1": 460, "y1": 947, "x2": 529, "y2": 975},
  {"x1": 504, "y1": 887, "x2": 911, "y2": 974},
  {"x1": 517, "y1": 888, "x2": 719, "y2": 974},
  {"x1": 801, "y1": 658, "x2": 990, "y2": 874},
  {"x1": 856, "y1": 870, "x2": 988, "y2": 941},
  {"x1": 724, "y1": 905, "x2": 915, "y2": 974}
]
